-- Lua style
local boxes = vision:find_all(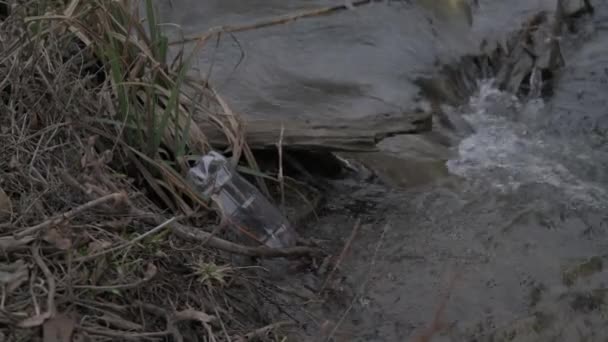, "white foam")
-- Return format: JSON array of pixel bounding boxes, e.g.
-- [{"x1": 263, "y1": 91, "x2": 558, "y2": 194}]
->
[{"x1": 446, "y1": 80, "x2": 608, "y2": 207}]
